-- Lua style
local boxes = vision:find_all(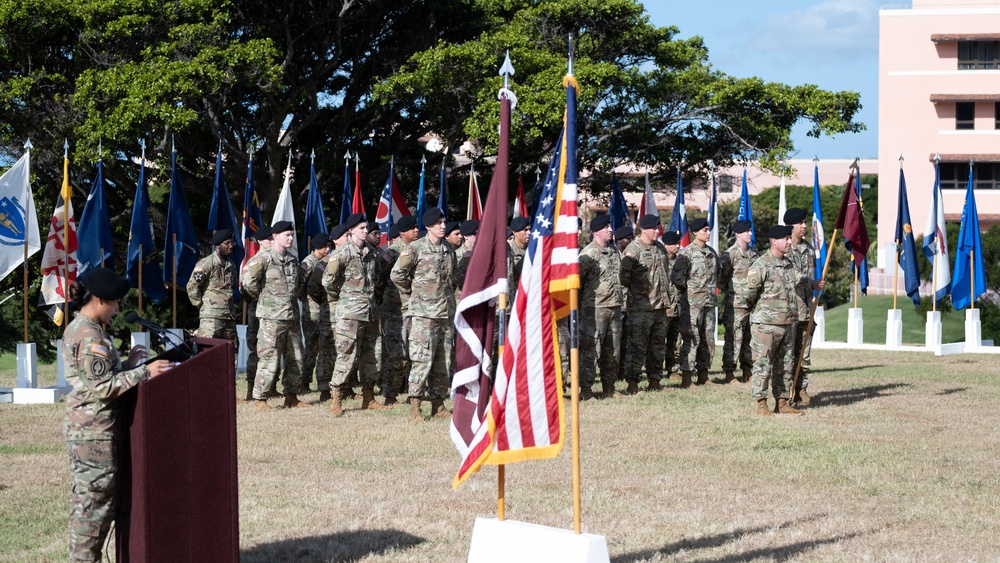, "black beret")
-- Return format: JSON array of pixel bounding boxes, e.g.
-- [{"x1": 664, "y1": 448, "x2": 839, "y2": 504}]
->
[
  {"x1": 783, "y1": 208, "x2": 808, "y2": 224},
  {"x1": 310, "y1": 232, "x2": 331, "y2": 249},
  {"x1": 367, "y1": 221, "x2": 380, "y2": 233},
  {"x1": 768, "y1": 225, "x2": 793, "y2": 239},
  {"x1": 460, "y1": 220, "x2": 480, "y2": 236},
  {"x1": 615, "y1": 226, "x2": 635, "y2": 241},
  {"x1": 272, "y1": 220, "x2": 293, "y2": 234},
  {"x1": 689, "y1": 217, "x2": 709, "y2": 232},
  {"x1": 388, "y1": 224, "x2": 400, "y2": 239},
  {"x1": 661, "y1": 231, "x2": 681, "y2": 245},
  {"x1": 343, "y1": 213, "x2": 365, "y2": 230},
  {"x1": 732, "y1": 219, "x2": 753, "y2": 234},
  {"x1": 638, "y1": 214, "x2": 661, "y2": 229},
  {"x1": 506, "y1": 228, "x2": 513, "y2": 239},
  {"x1": 510, "y1": 216, "x2": 530, "y2": 232},
  {"x1": 395, "y1": 216, "x2": 417, "y2": 233},
  {"x1": 590, "y1": 214, "x2": 612, "y2": 232},
  {"x1": 211, "y1": 229, "x2": 234, "y2": 246},
  {"x1": 253, "y1": 225, "x2": 272, "y2": 241},
  {"x1": 445, "y1": 221, "x2": 461, "y2": 236},
  {"x1": 422, "y1": 208, "x2": 444, "y2": 227},
  {"x1": 330, "y1": 223, "x2": 350, "y2": 241},
  {"x1": 79, "y1": 267, "x2": 130, "y2": 300}
]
